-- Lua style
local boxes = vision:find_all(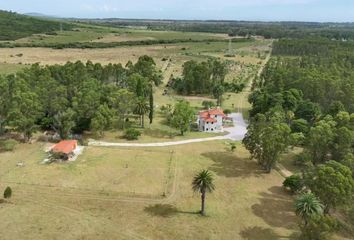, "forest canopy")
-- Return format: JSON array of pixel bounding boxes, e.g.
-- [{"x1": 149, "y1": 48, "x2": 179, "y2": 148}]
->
[{"x1": 0, "y1": 56, "x2": 162, "y2": 141}]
